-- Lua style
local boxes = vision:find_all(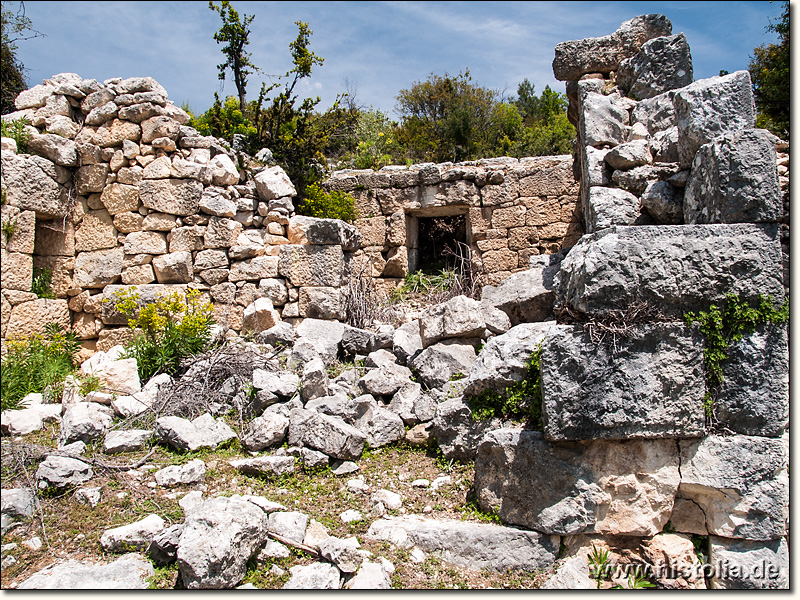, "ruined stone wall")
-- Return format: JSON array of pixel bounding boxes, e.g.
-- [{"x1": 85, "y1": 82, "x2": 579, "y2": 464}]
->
[
  {"x1": 323, "y1": 155, "x2": 581, "y2": 289},
  {"x1": 0, "y1": 74, "x2": 364, "y2": 359}
]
